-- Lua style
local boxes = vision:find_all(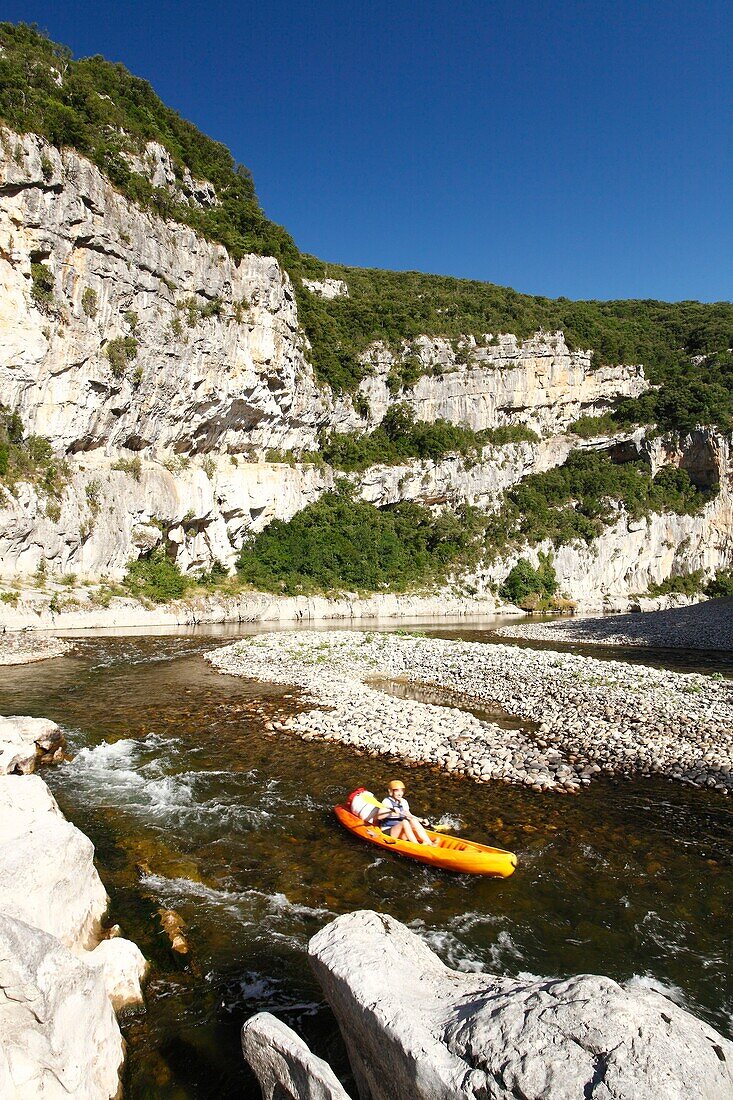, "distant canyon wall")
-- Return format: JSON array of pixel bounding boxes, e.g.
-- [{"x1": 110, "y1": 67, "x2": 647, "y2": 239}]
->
[{"x1": 0, "y1": 127, "x2": 731, "y2": 604}]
